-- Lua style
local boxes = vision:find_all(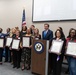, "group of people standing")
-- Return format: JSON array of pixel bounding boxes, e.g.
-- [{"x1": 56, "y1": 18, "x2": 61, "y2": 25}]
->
[
  {"x1": 0, "y1": 25, "x2": 41, "y2": 71},
  {"x1": 42, "y1": 24, "x2": 76, "y2": 75},
  {"x1": 0, "y1": 23, "x2": 76, "y2": 75}
]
